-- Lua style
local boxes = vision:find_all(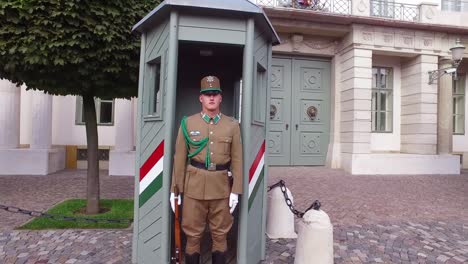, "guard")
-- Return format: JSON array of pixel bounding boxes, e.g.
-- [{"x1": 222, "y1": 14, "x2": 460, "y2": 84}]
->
[{"x1": 170, "y1": 76, "x2": 243, "y2": 264}]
